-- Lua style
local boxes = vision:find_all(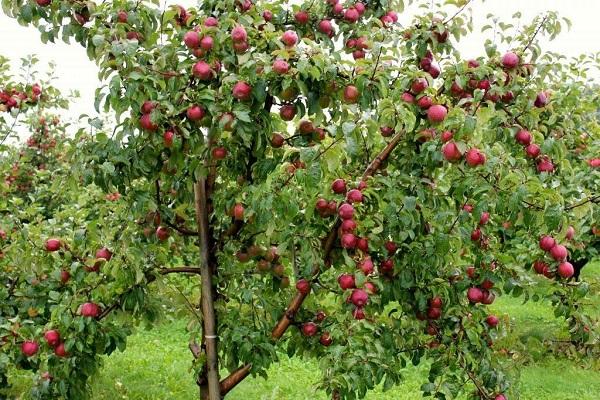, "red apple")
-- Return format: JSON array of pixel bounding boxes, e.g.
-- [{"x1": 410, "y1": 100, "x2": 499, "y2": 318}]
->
[
  {"x1": 486, "y1": 315, "x2": 499, "y2": 327},
  {"x1": 539, "y1": 235, "x2": 555, "y2": 252},
  {"x1": 331, "y1": 178, "x2": 347, "y2": 194},
  {"x1": 80, "y1": 302, "x2": 100, "y2": 318},
  {"x1": 231, "y1": 26, "x2": 247, "y2": 42},
  {"x1": 45, "y1": 238, "x2": 61, "y2": 252},
  {"x1": 341, "y1": 219, "x2": 357, "y2": 232},
  {"x1": 465, "y1": 148, "x2": 485, "y2": 167},
  {"x1": 356, "y1": 237, "x2": 369, "y2": 252},
  {"x1": 232, "y1": 81, "x2": 252, "y2": 101},
  {"x1": 566, "y1": 226, "x2": 575, "y2": 240},
  {"x1": 192, "y1": 61, "x2": 213, "y2": 80},
  {"x1": 163, "y1": 130, "x2": 174, "y2": 147},
  {"x1": 557, "y1": 262, "x2": 574, "y2": 279},
  {"x1": 429, "y1": 296, "x2": 443, "y2": 308},
  {"x1": 350, "y1": 289, "x2": 369, "y2": 307},
  {"x1": 467, "y1": 287, "x2": 484, "y2": 303},
  {"x1": 21, "y1": 341, "x2": 39, "y2": 357},
  {"x1": 296, "y1": 279, "x2": 311, "y2": 294},
  {"x1": 212, "y1": 147, "x2": 227, "y2": 160},
  {"x1": 294, "y1": 10, "x2": 309, "y2": 24},
  {"x1": 301, "y1": 322, "x2": 318, "y2": 337},
  {"x1": 501, "y1": 52, "x2": 519, "y2": 69},
  {"x1": 183, "y1": 31, "x2": 200, "y2": 49},
  {"x1": 515, "y1": 129, "x2": 531, "y2": 146},
  {"x1": 359, "y1": 257, "x2": 374, "y2": 275},
  {"x1": 156, "y1": 226, "x2": 170, "y2": 241},
  {"x1": 479, "y1": 212, "x2": 490, "y2": 225},
  {"x1": 442, "y1": 142, "x2": 462, "y2": 162},
  {"x1": 320, "y1": 332, "x2": 332, "y2": 346},
  {"x1": 537, "y1": 157, "x2": 554, "y2": 173},
  {"x1": 353, "y1": 307, "x2": 365, "y2": 320},
  {"x1": 346, "y1": 189, "x2": 363, "y2": 203},
  {"x1": 343, "y1": 85, "x2": 360, "y2": 104},
  {"x1": 272, "y1": 59, "x2": 290, "y2": 75},
  {"x1": 279, "y1": 104, "x2": 296, "y2": 121},
  {"x1": 186, "y1": 105, "x2": 205, "y2": 121},
  {"x1": 44, "y1": 330, "x2": 60, "y2": 347},
  {"x1": 281, "y1": 30, "x2": 298, "y2": 47},
  {"x1": 411, "y1": 78, "x2": 428, "y2": 94},
  {"x1": 338, "y1": 273, "x2": 356, "y2": 290},
  {"x1": 271, "y1": 133, "x2": 285, "y2": 148},
  {"x1": 427, "y1": 105, "x2": 447, "y2": 123},
  {"x1": 341, "y1": 233, "x2": 357, "y2": 249},
  {"x1": 525, "y1": 143, "x2": 540, "y2": 158},
  {"x1": 550, "y1": 244, "x2": 568, "y2": 261},
  {"x1": 54, "y1": 342, "x2": 68, "y2": 357},
  {"x1": 139, "y1": 113, "x2": 158, "y2": 131}
]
